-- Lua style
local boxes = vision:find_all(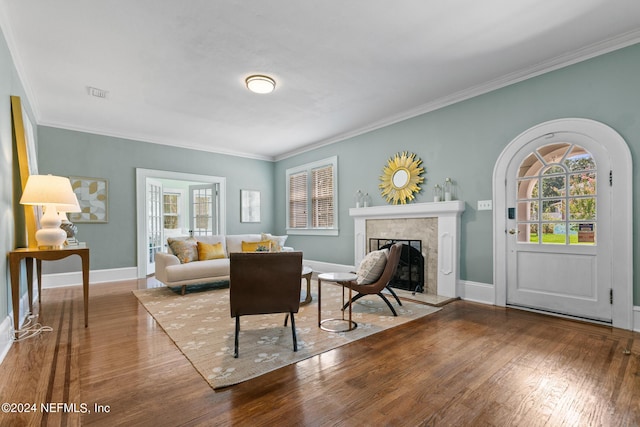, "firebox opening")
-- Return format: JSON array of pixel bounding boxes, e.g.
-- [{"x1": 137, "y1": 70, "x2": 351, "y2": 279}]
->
[{"x1": 369, "y1": 238, "x2": 424, "y2": 293}]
